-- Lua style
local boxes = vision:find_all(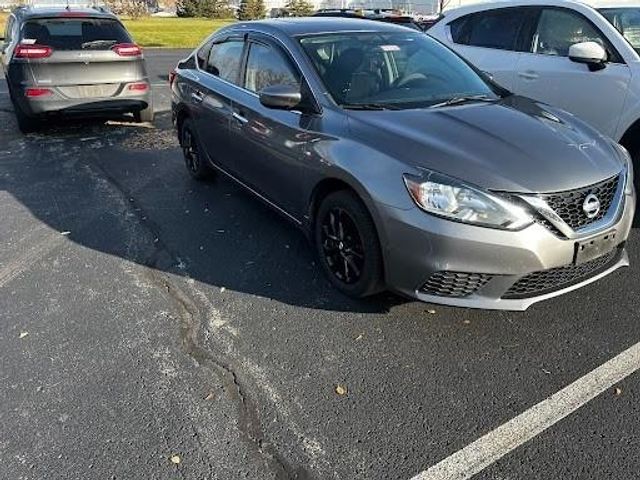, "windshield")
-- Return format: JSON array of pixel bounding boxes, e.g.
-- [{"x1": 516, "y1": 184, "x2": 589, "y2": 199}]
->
[
  {"x1": 298, "y1": 31, "x2": 497, "y2": 109},
  {"x1": 600, "y1": 8, "x2": 640, "y2": 54},
  {"x1": 21, "y1": 18, "x2": 132, "y2": 50}
]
